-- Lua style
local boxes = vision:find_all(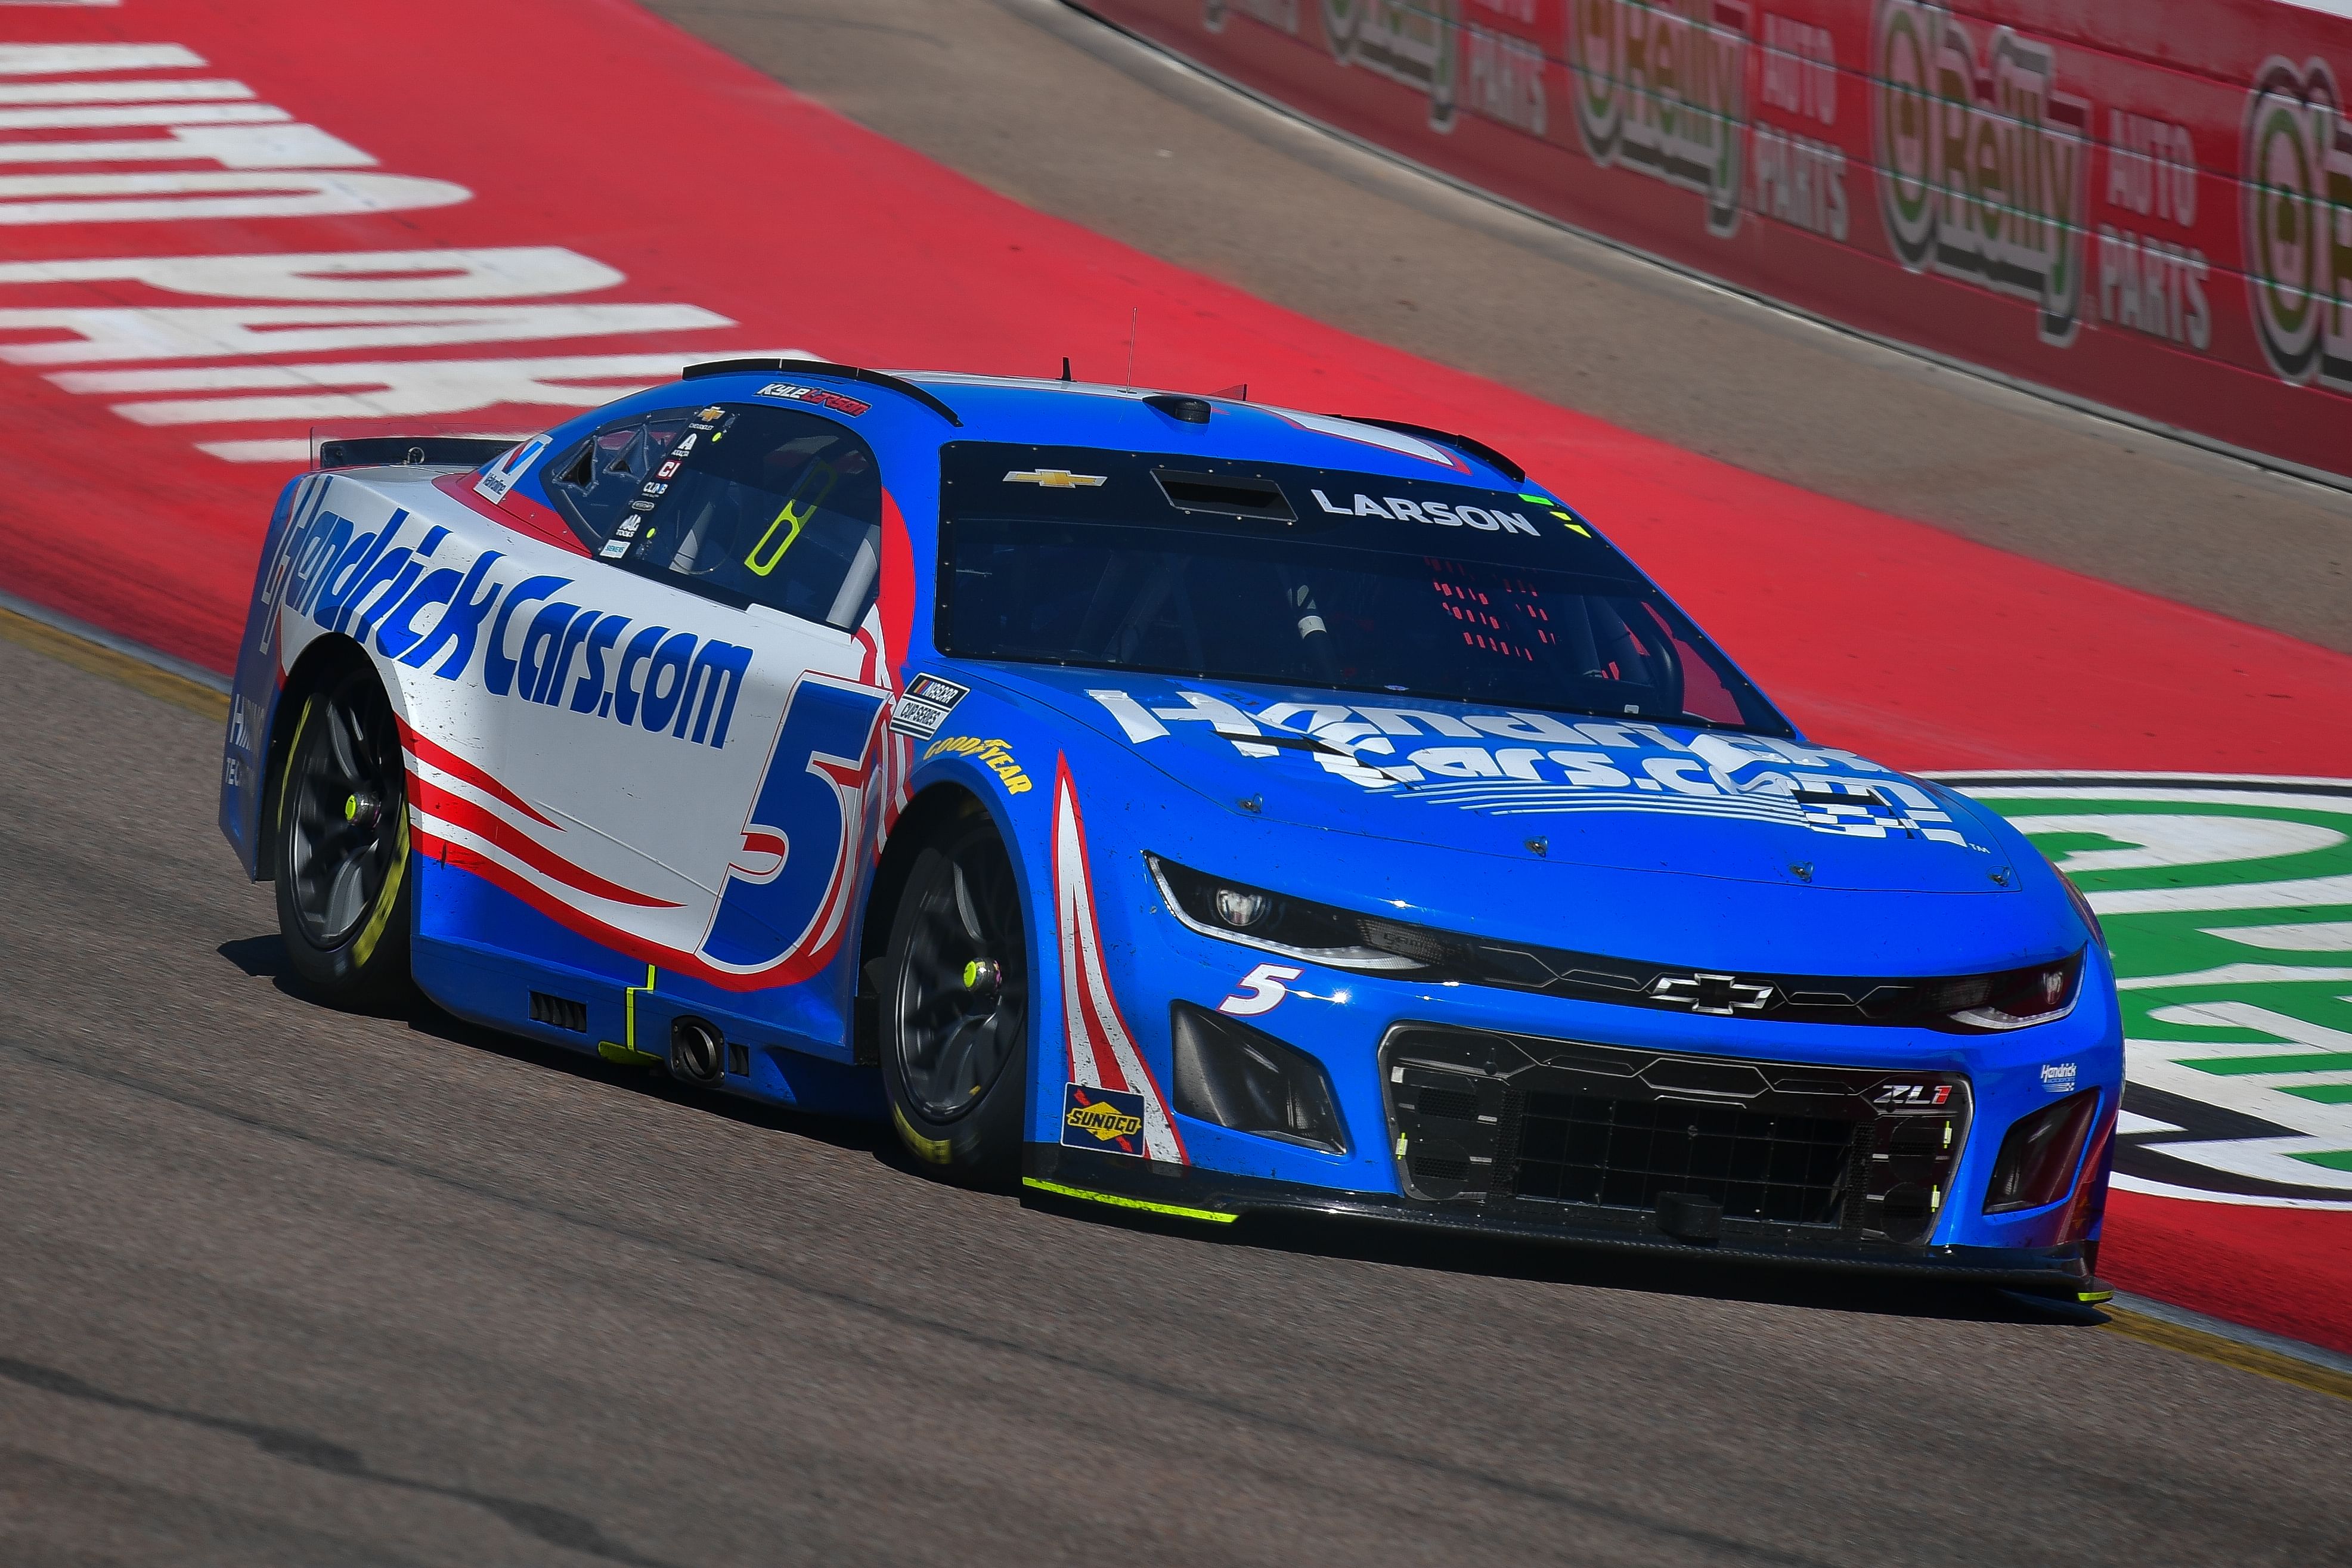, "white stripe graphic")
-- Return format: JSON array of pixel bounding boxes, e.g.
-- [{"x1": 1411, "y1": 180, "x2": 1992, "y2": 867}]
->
[{"x1": 1053, "y1": 764, "x2": 1182, "y2": 1162}]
